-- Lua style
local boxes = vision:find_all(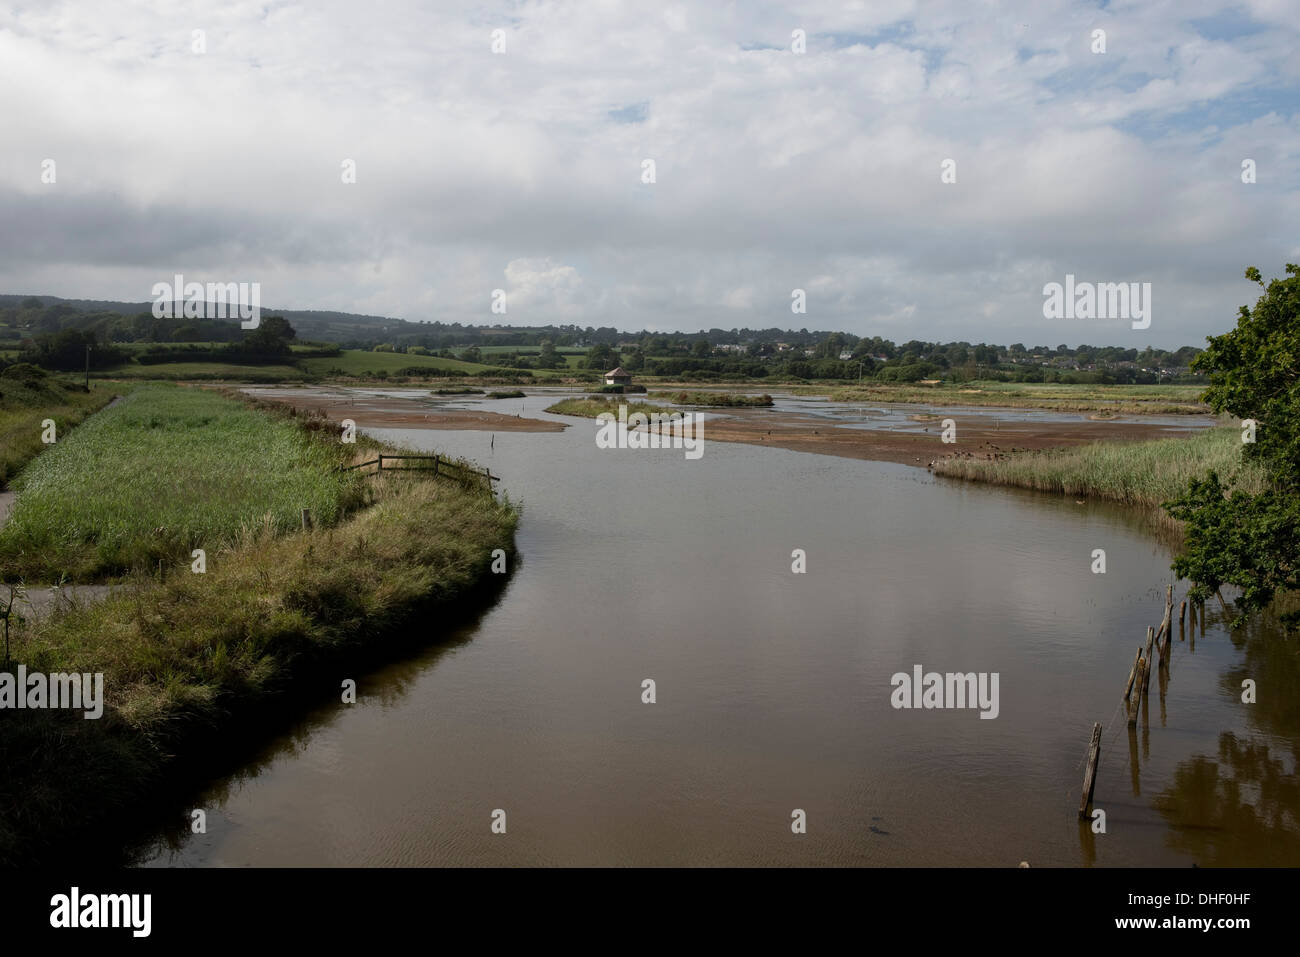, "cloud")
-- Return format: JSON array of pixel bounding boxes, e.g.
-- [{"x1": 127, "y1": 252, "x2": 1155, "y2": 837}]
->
[{"x1": 0, "y1": 0, "x2": 1296, "y2": 346}]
